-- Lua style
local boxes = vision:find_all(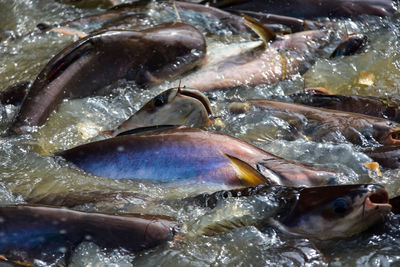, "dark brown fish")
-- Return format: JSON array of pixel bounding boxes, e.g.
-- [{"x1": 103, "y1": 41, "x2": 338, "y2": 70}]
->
[
  {"x1": 288, "y1": 92, "x2": 400, "y2": 123},
  {"x1": 231, "y1": 10, "x2": 333, "y2": 33},
  {"x1": 0, "y1": 205, "x2": 177, "y2": 266},
  {"x1": 246, "y1": 99, "x2": 400, "y2": 147},
  {"x1": 363, "y1": 145, "x2": 400, "y2": 169},
  {"x1": 9, "y1": 22, "x2": 206, "y2": 134},
  {"x1": 0, "y1": 81, "x2": 30, "y2": 106},
  {"x1": 187, "y1": 183, "x2": 391, "y2": 240},
  {"x1": 330, "y1": 33, "x2": 368, "y2": 58},
  {"x1": 219, "y1": 0, "x2": 395, "y2": 18}
]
